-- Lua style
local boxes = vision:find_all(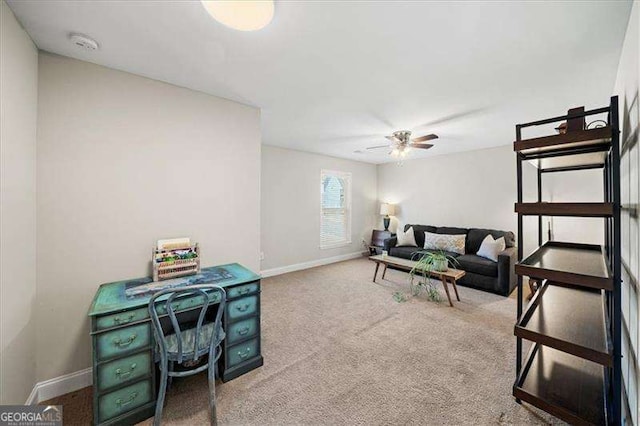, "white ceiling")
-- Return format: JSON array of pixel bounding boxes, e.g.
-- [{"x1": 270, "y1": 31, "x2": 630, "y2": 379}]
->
[{"x1": 7, "y1": 0, "x2": 632, "y2": 164}]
